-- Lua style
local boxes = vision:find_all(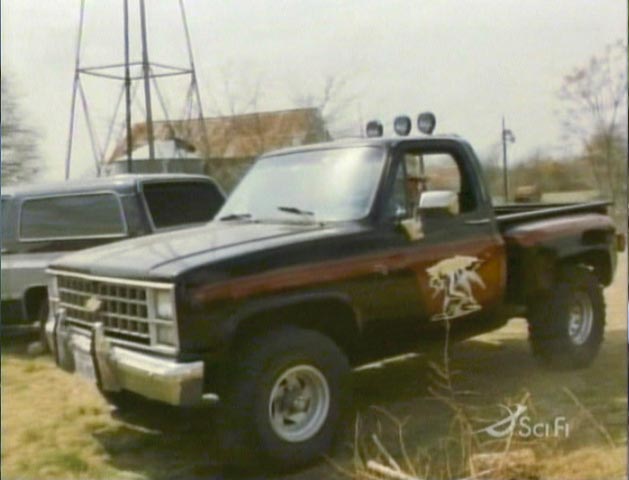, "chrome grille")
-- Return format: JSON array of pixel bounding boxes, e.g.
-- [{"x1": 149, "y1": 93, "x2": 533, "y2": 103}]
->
[{"x1": 57, "y1": 275, "x2": 152, "y2": 344}]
